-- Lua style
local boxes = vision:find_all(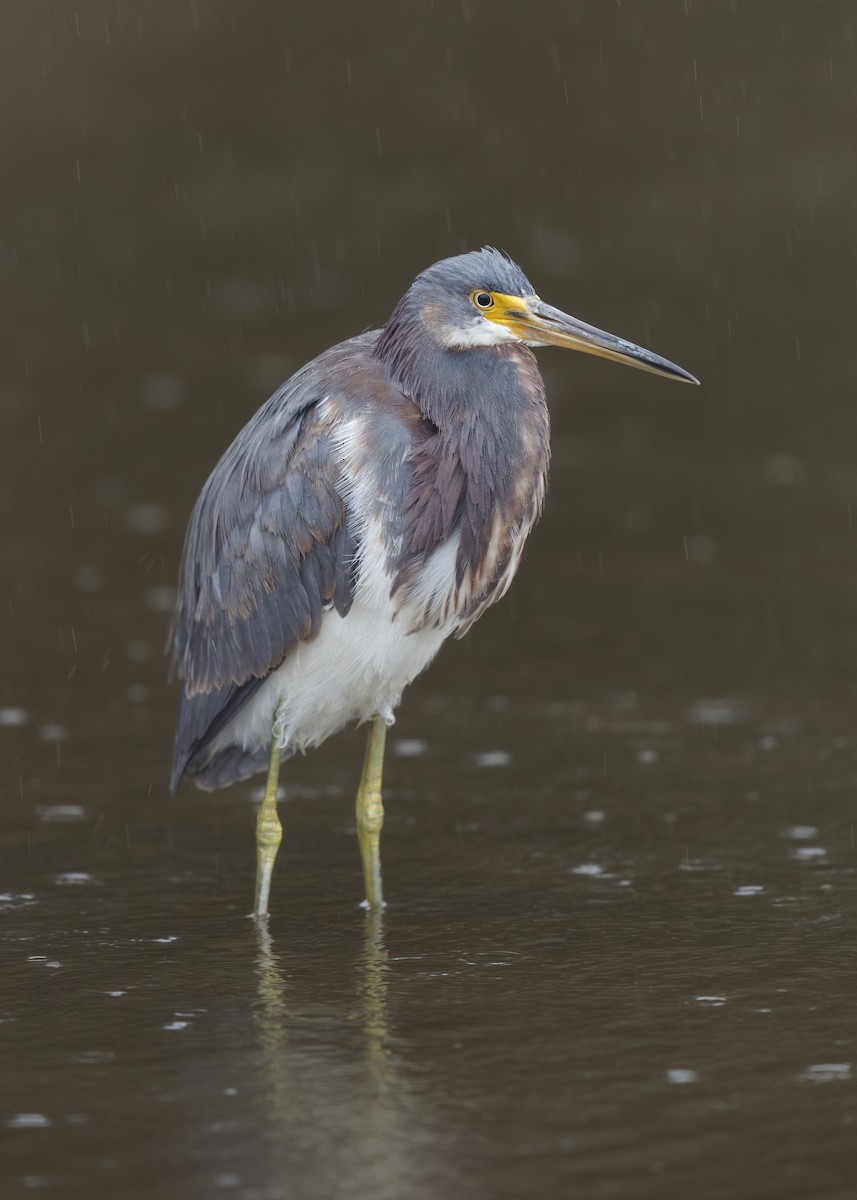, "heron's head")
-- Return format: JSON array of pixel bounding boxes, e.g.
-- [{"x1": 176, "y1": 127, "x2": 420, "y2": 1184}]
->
[{"x1": 390, "y1": 246, "x2": 697, "y2": 384}]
